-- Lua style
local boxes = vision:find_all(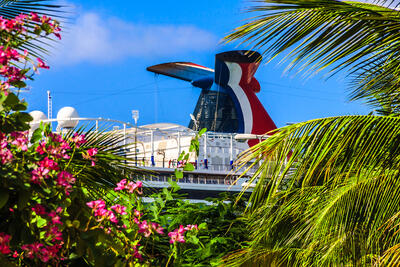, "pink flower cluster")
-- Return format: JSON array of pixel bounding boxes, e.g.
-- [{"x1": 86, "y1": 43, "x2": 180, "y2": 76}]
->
[
  {"x1": 0, "y1": 233, "x2": 11, "y2": 254},
  {"x1": 31, "y1": 157, "x2": 59, "y2": 184},
  {"x1": 130, "y1": 207, "x2": 164, "y2": 238},
  {"x1": 0, "y1": 133, "x2": 13, "y2": 164},
  {"x1": 21, "y1": 243, "x2": 62, "y2": 263},
  {"x1": 70, "y1": 133, "x2": 86, "y2": 148},
  {"x1": 0, "y1": 46, "x2": 22, "y2": 65},
  {"x1": 0, "y1": 131, "x2": 30, "y2": 164},
  {"x1": 137, "y1": 220, "x2": 164, "y2": 237},
  {"x1": 10, "y1": 131, "x2": 28, "y2": 151},
  {"x1": 82, "y1": 147, "x2": 97, "y2": 166},
  {"x1": 22, "y1": 206, "x2": 64, "y2": 263},
  {"x1": 0, "y1": 12, "x2": 61, "y2": 39},
  {"x1": 31, "y1": 158, "x2": 75, "y2": 195},
  {"x1": 36, "y1": 133, "x2": 71, "y2": 159},
  {"x1": 56, "y1": 171, "x2": 76, "y2": 195},
  {"x1": 0, "y1": 13, "x2": 58, "y2": 94},
  {"x1": 30, "y1": 13, "x2": 61, "y2": 40},
  {"x1": 132, "y1": 243, "x2": 143, "y2": 260},
  {"x1": 168, "y1": 224, "x2": 198, "y2": 244},
  {"x1": 87, "y1": 200, "x2": 127, "y2": 225},
  {"x1": 114, "y1": 179, "x2": 143, "y2": 194}
]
